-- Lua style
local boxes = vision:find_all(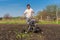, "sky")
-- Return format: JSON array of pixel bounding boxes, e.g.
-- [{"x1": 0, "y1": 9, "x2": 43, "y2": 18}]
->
[{"x1": 0, "y1": 0, "x2": 60, "y2": 17}]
